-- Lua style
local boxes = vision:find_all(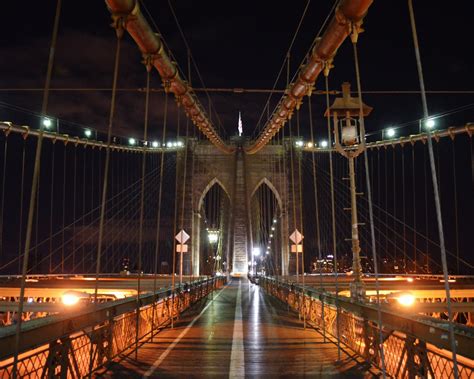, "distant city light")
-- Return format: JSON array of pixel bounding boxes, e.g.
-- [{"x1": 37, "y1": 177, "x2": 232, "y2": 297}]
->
[
  {"x1": 320, "y1": 140, "x2": 328, "y2": 148},
  {"x1": 84, "y1": 129, "x2": 92, "y2": 138},
  {"x1": 152, "y1": 141, "x2": 159, "y2": 148},
  {"x1": 386, "y1": 128, "x2": 396, "y2": 138},
  {"x1": 425, "y1": 118, "x2": 435, "y2": 129},
  {"x1": 129, "y1": 138, "x2": 136, "y2": 145},
  {"x1": 208, "y1": 230, "x2": 219, "y2": 244},
  {"x1": 42, "y1": 118, "x2": 52, "y2": 128}
]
